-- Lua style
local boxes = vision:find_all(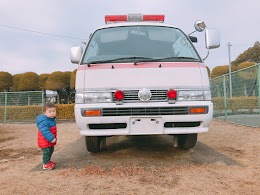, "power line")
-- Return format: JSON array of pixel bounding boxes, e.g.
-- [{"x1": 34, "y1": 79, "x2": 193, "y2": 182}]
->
[{"x1": 0, "y1": 24, "x2": 85, "y2": 40}]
